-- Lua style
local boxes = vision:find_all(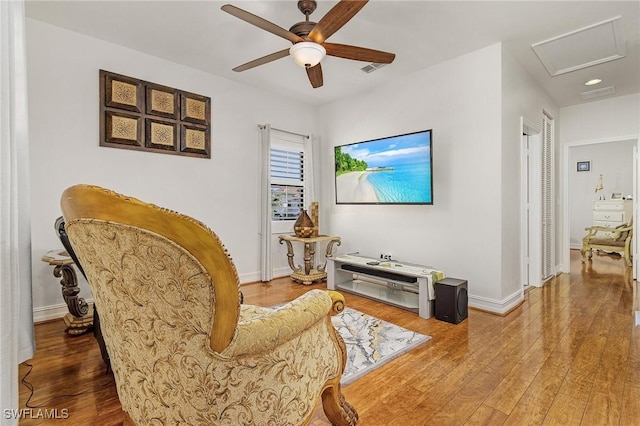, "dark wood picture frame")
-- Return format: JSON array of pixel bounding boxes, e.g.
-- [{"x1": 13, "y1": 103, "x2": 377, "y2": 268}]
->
[
  {"x1": 180, "y1": 124, "x2": 210, "y2": 156},
  {"x1": 145, "y1": 118, "x2": 178, "y2": 152},
  {"x1": 100, "y1": 70, "x2": 211, "y2": 158},
  {"x1": 180, "y1": 92, "x2": 210, "y2": 125},
  {"x1": 146, "y1": 84, "x2": 179, "y2": 119},
  {"x1": 103, "y1": 111, "x2": 143, "y2": 147},
  {"x1": 104, "y1": 73, "x2": 143, "y2": 112}
]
